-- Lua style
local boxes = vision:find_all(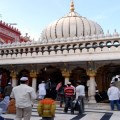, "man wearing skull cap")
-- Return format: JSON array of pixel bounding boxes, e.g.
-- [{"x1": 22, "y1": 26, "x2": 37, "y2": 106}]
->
[{"x1": 10, "y1": 76, "x2": 37, "y2": 120}]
